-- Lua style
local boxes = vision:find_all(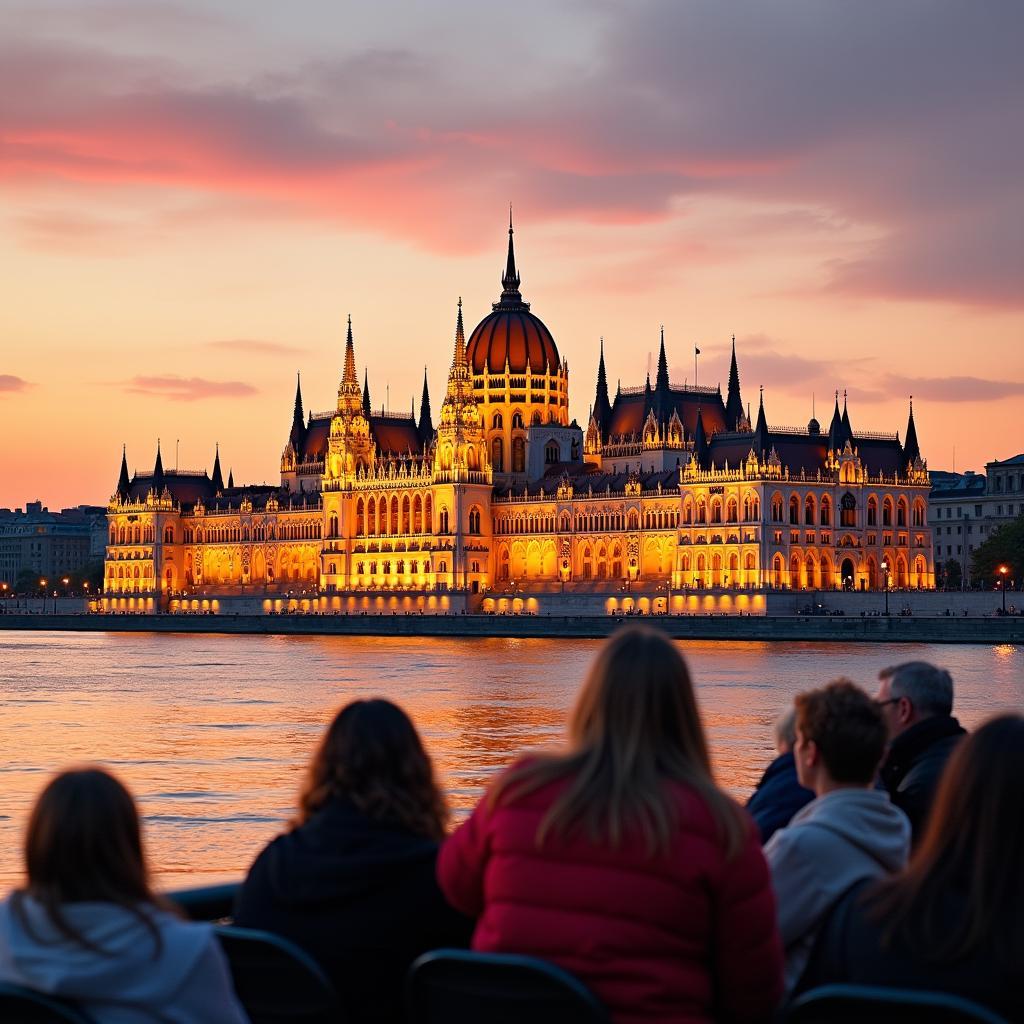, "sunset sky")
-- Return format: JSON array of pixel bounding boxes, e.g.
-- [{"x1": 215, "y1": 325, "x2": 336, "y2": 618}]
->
[{"x1": 2, "y1": 0, "x2": 1022, "y2": 509}]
